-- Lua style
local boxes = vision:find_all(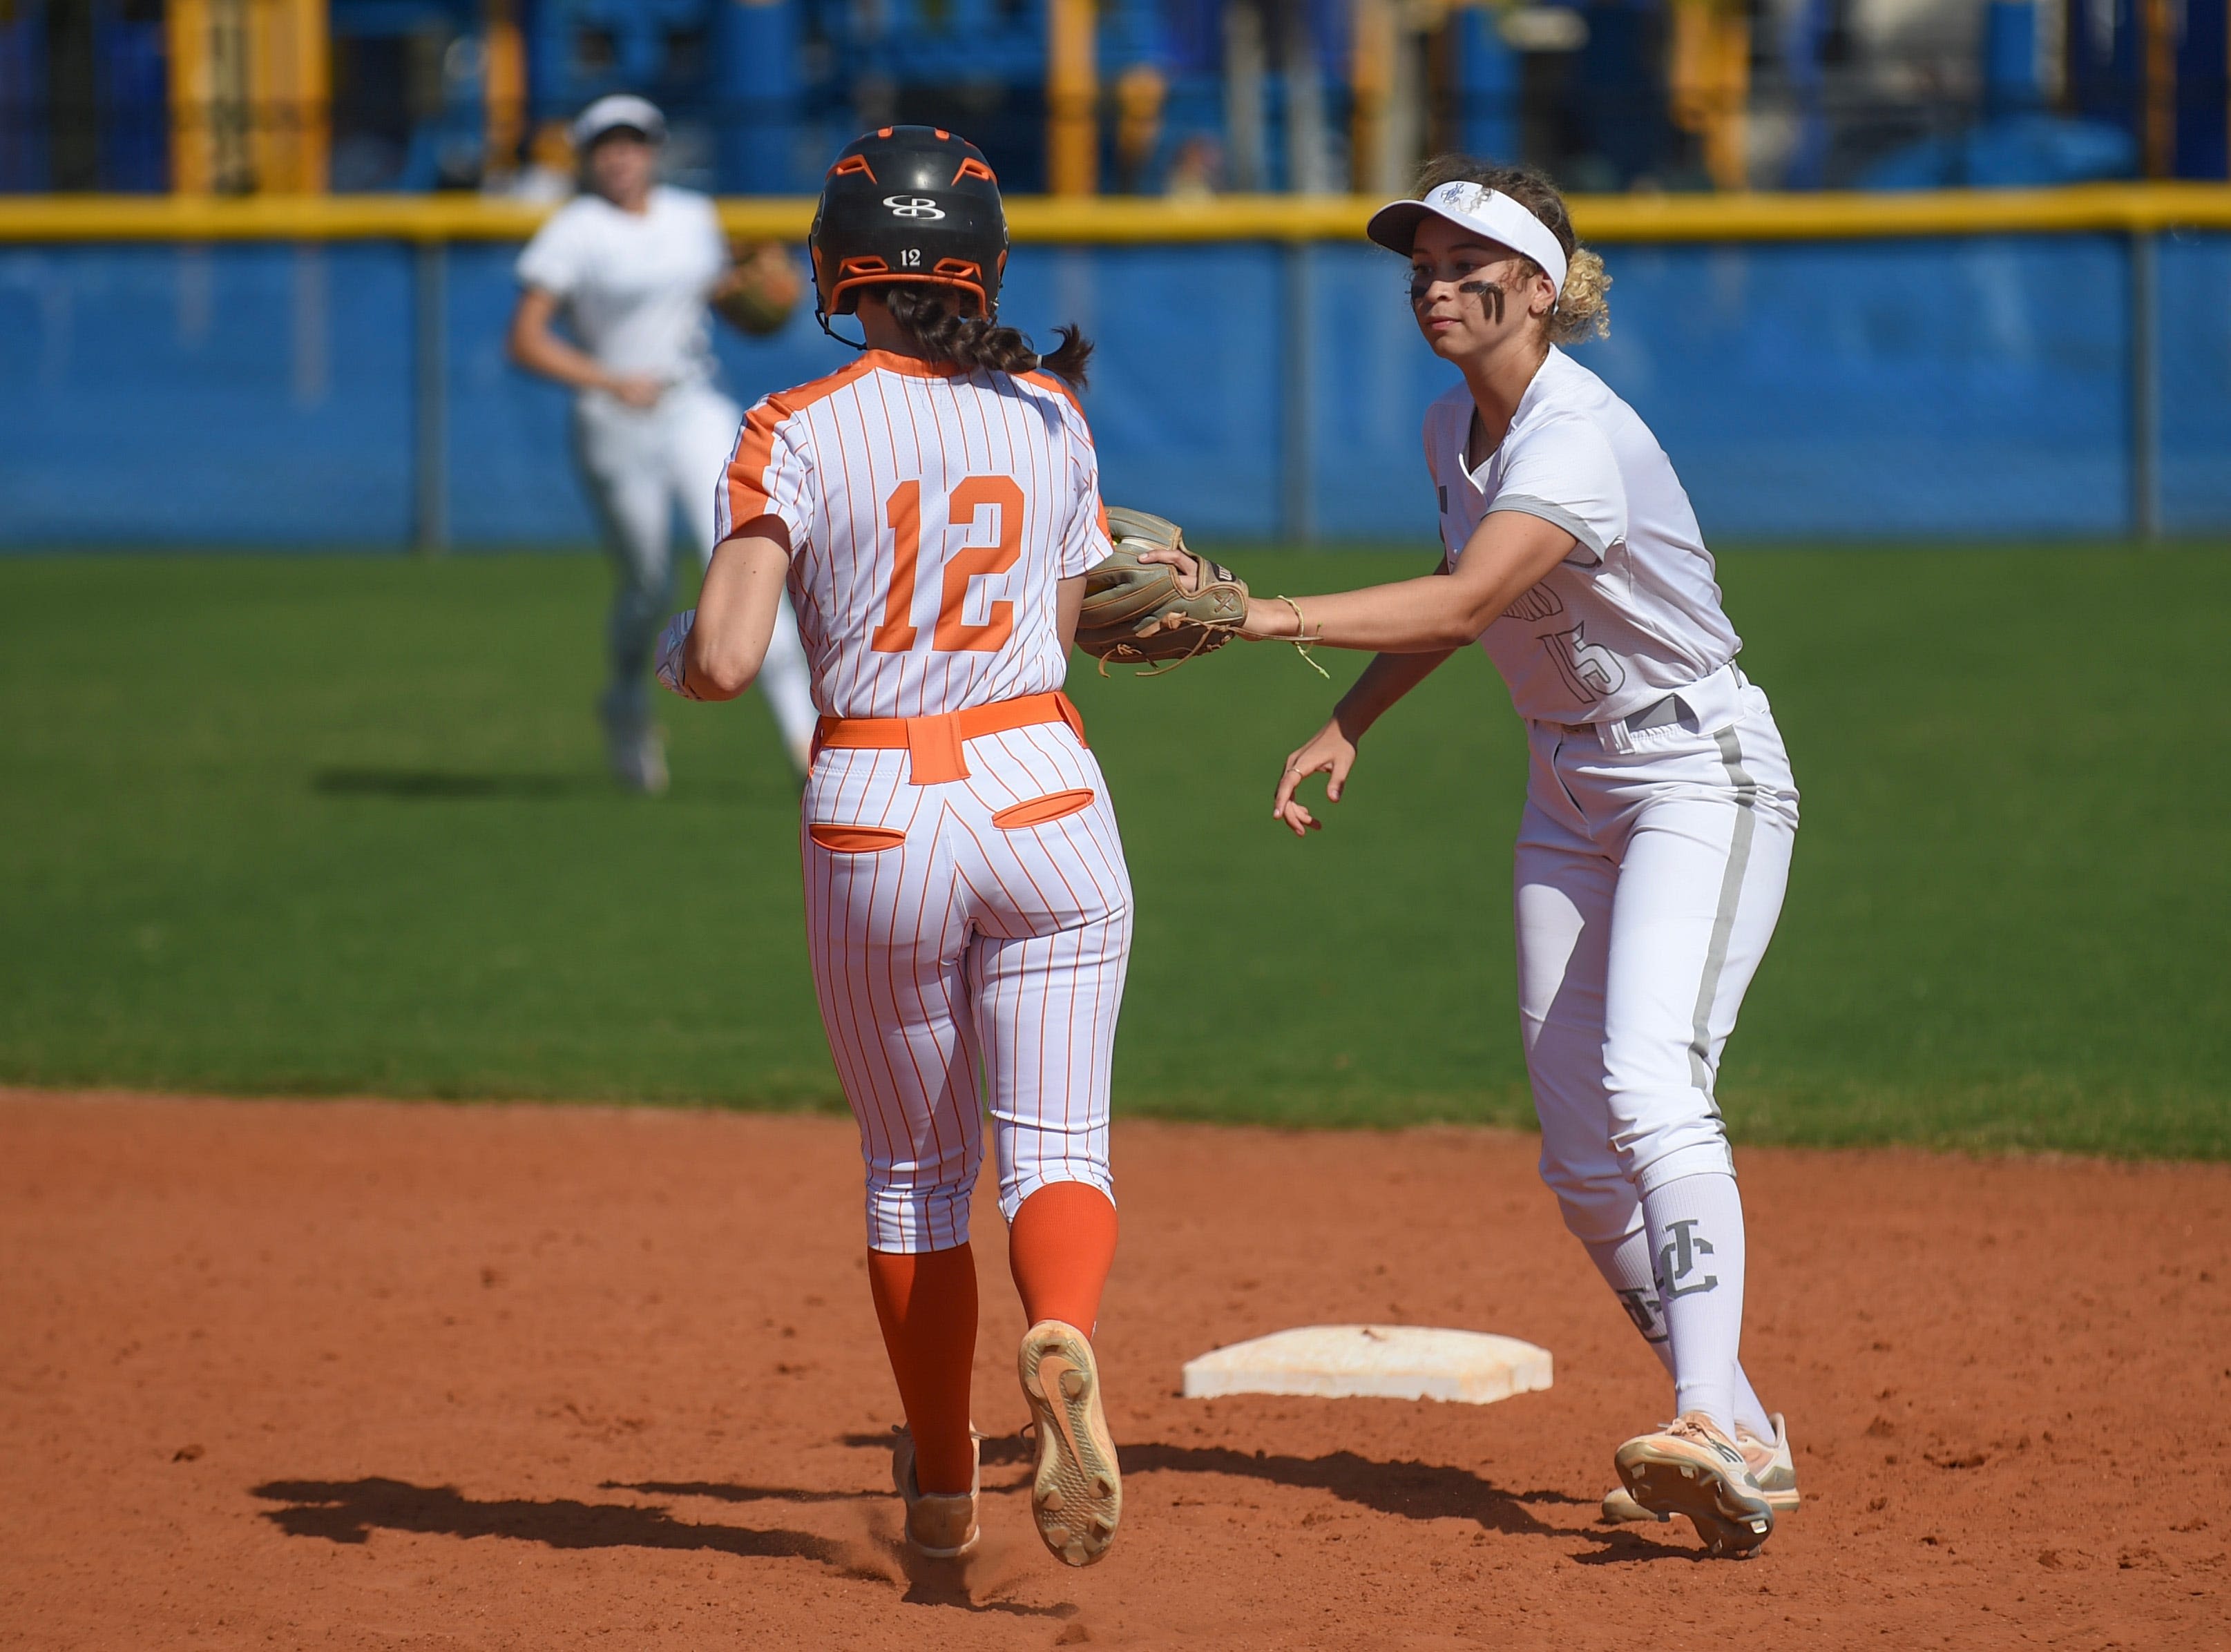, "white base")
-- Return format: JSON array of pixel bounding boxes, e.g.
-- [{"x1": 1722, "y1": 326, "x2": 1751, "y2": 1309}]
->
[{"x1": 1180, "y1": 1325, "x2": 1553, "y2": 1406}]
